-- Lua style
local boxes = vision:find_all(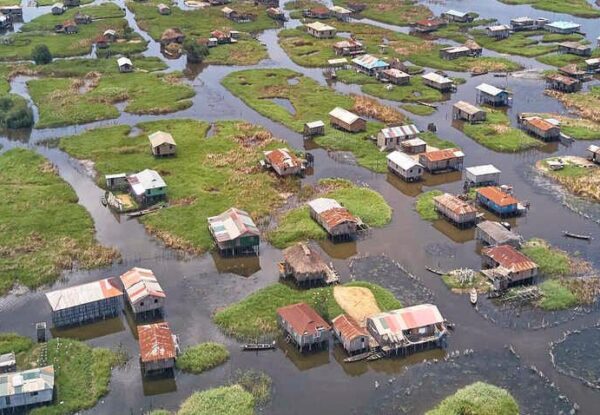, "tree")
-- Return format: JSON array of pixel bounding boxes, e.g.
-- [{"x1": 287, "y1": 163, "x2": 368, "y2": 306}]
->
[
  {"x1": 32, "y1": 44, "x2": 52, "y2": 65},
  {"x1": 184, "y1": 39, "x2": 209, "y2": 64}
]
